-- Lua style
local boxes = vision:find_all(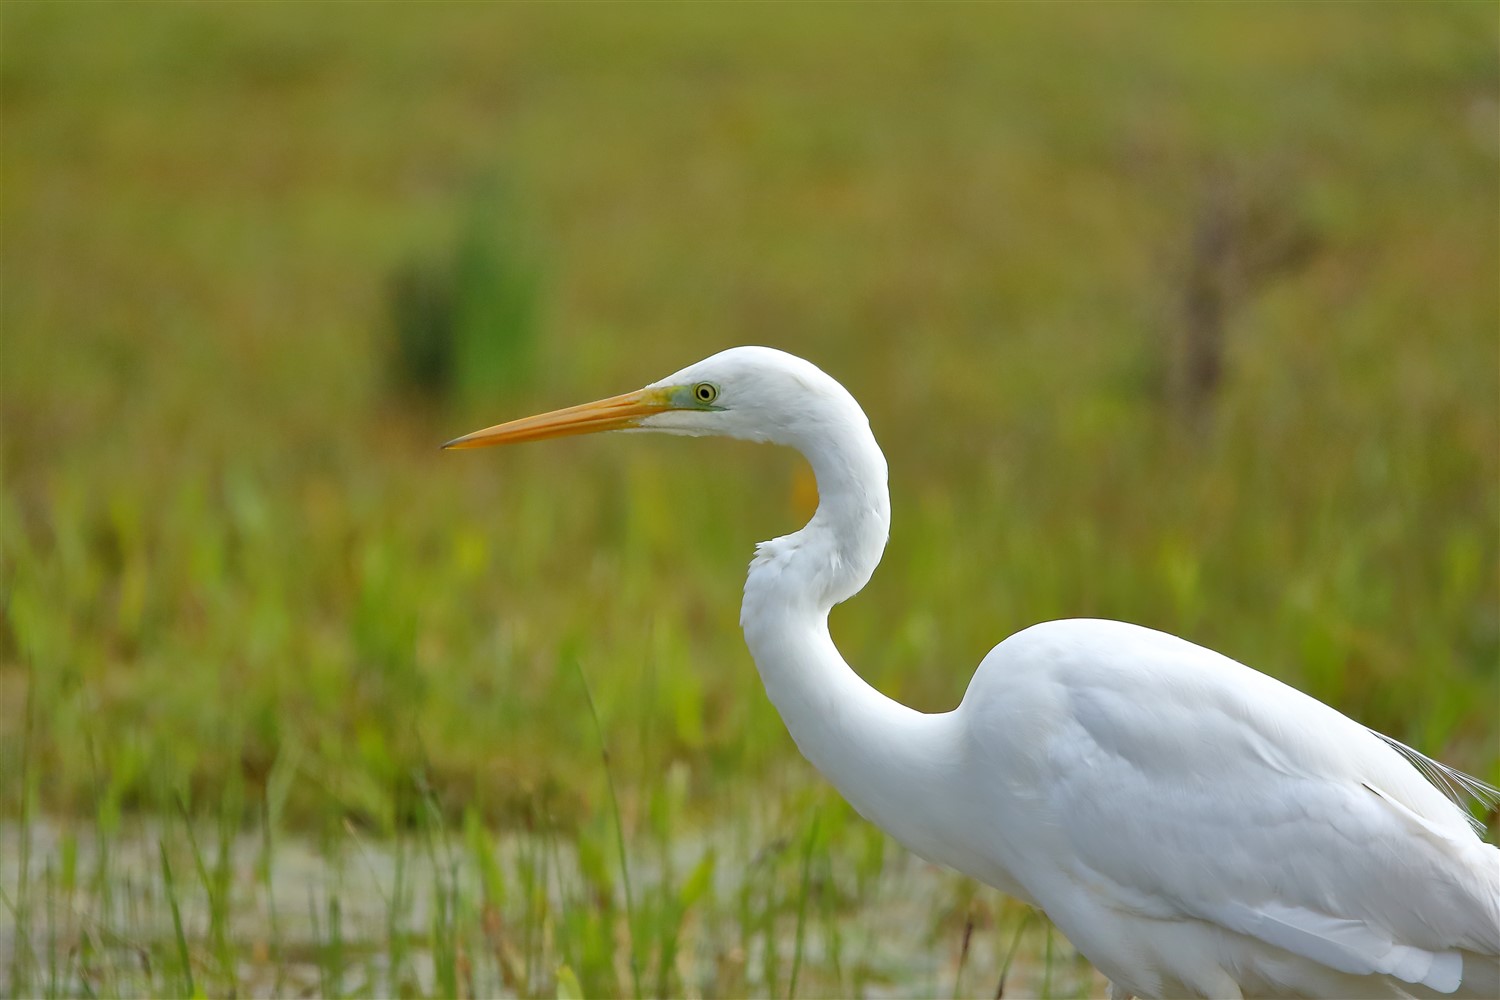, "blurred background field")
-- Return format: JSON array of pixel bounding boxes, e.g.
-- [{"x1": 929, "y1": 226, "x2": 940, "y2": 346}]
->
[{"x1": 2, "y1": 3, "x2": 1496, "y2": 997}]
